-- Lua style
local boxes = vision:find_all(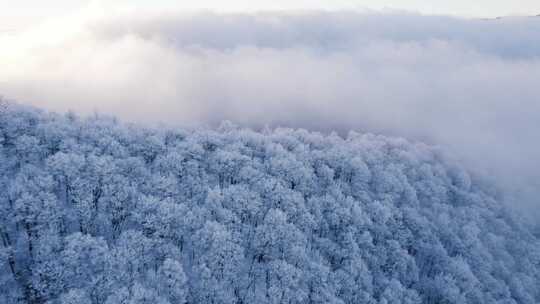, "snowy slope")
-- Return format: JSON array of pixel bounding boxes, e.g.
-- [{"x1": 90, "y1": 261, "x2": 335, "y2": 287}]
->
[{"x1": 0, "y1": 102, "x2": 539, "y2": 304}]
